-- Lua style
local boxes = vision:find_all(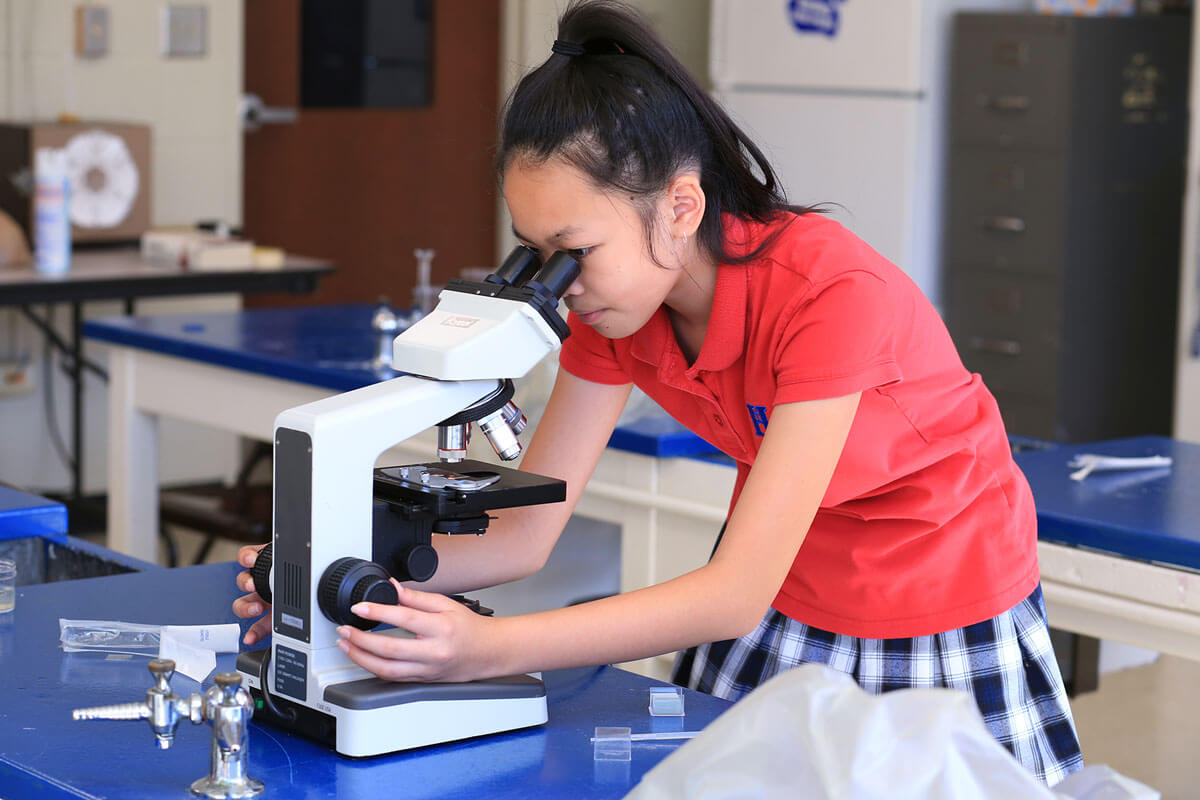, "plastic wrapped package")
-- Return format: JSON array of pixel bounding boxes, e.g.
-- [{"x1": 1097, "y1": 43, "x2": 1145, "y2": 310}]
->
[
  {"x1": 59, "y1": 619, "x2": 240, "y2": 656},
  {"x1": 60, "y1": 618, "x2": 163, "y2": 655},
  {"x1": 626, "y1": 664, "x2": 1158, "y2": 800}
]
